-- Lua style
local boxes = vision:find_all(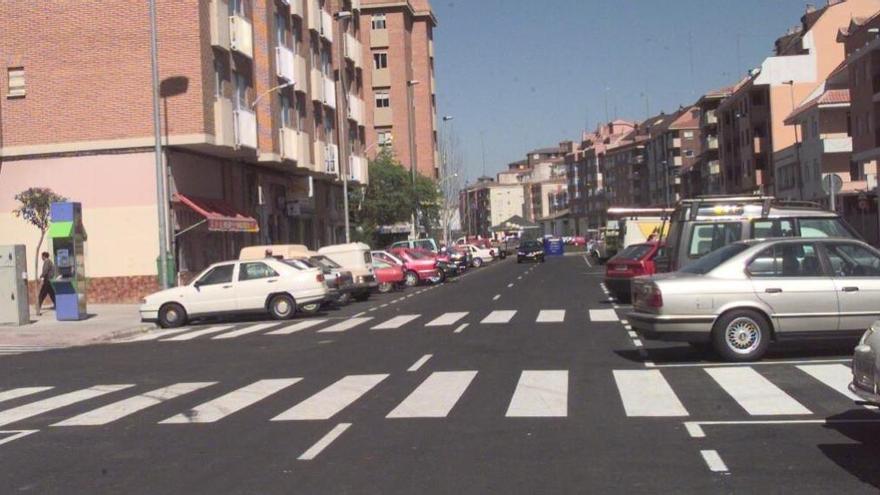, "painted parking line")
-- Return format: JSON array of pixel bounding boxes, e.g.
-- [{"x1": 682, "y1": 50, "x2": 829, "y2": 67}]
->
[
  {"x1": 700, "y1": 450, "x2": 729, "y2": 473},
  {"x1": 492, "y1": 295, "x2": 501, "y2": 301},
  {"x1": 588, "y1": 309, "x2": 619, "y2": 322},
  {"x1": 684, "y1": 418, "x2": 880, "y2": 438},
  {"x1": 298, "y1": 423, "x2": 352, "y2": 460},
  {"x1": 645, "y1": 357, "x2": 852, "y2": 369},
  {"x1": 407, "y1": 354, "x2": 433, "y2": 372},
  {"x1": 705, "y1": 367, "x2": 811, "y2": 416},
  {"x1": 453, "y1": 323, "x2": 469, "y2": 334}
]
